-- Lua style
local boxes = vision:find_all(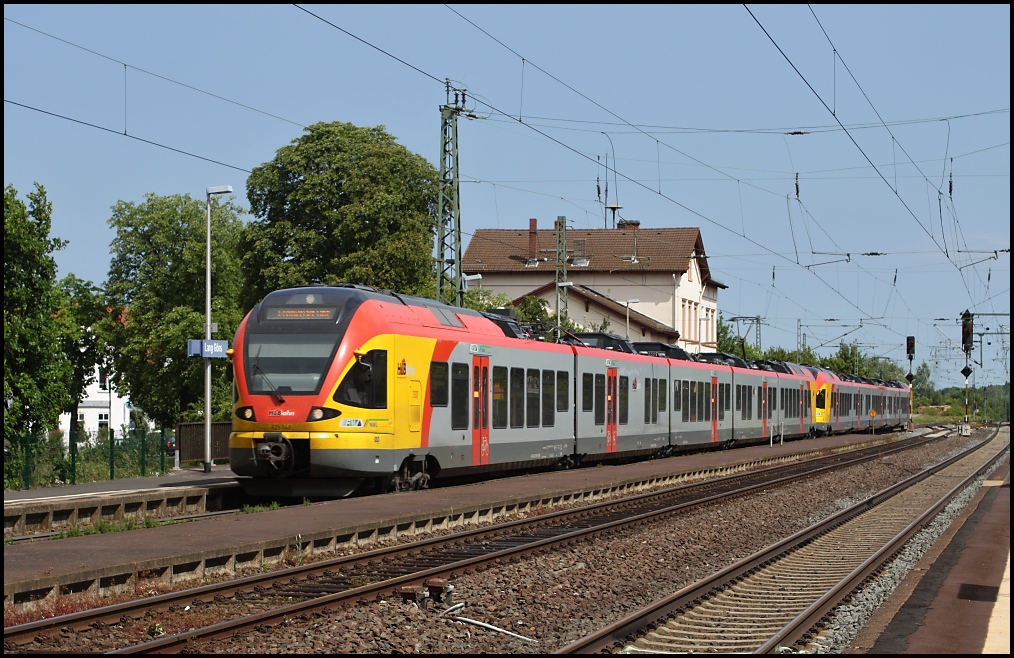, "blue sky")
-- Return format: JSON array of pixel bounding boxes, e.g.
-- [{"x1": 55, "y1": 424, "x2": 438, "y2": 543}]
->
[{"x1": 4, "y1": 5, "x2": 1009, "y2": 390}]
